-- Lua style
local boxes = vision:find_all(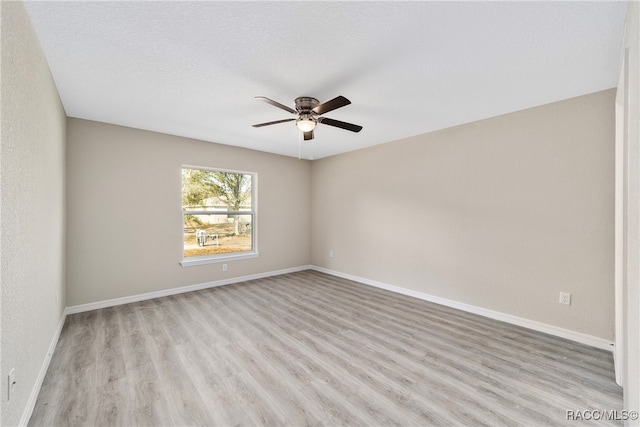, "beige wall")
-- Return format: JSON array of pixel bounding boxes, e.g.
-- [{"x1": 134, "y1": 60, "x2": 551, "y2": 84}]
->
[
  {"x1": 1, "y1": 2, "x2": 67, "y2": 425},
  {"x1": 66, "y1": 119, "x2": 311, "y2": 306},
  {"x1": 311, "y1": 89, "x2": 616, "y2": 340}
]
